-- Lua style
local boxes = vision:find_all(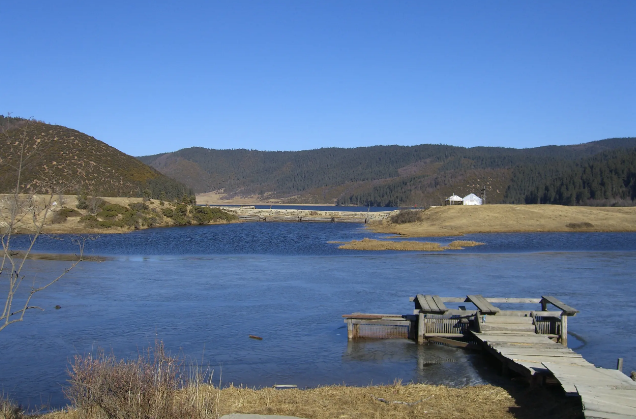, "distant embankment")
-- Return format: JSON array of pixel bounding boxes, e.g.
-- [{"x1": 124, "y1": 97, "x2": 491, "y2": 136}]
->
[
  {"x1": 216, "y1": 207, "x2": 397, "y2": 223},
  {"x1": 370, "y1": 204, "x2": 636, "y2": 237}
]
